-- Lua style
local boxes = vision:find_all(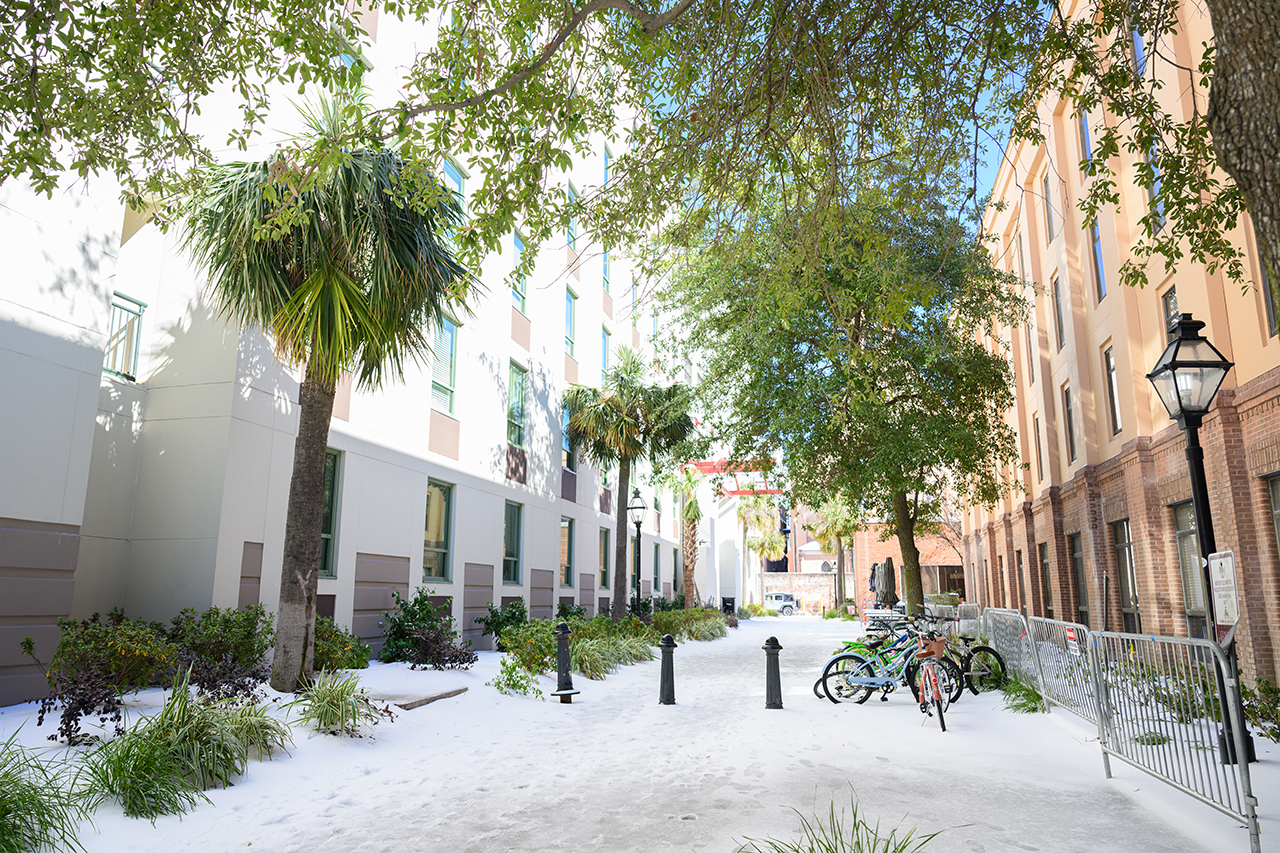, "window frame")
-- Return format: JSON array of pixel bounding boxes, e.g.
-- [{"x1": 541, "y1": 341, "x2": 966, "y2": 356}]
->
[
  {"x1": 1104, "y1": 346, "x2": 1122, "y2": 435},
  {"x1": 1042, "y1": 173, "x2": 1055, "y2": 241},
  {"x1": 560, "y1": 517, "x2": 575, "y2": 588},
  {"x1": 507, "y1": 362, "x2": 528, "y2": 448},
  {"x1": 1052, "y1": 275, "x2": 1065, "y2": 350},
  {"x1": 599, "y1": 527, "x2": 610, "y2": 588},
  {"x1": 602, "y1": 326, "x2": 611, "y2": 374},
  {"x1": 1090, "y1": 223, "x2": 1107, "y2": 302},
  {"x1": 503, "y1": 501, "x2": 523, "y2": 585},
  {"x1": 1112, "y1": 519, "x2": 1141, "y2": 633},
  {"x1": 1077, "y1": 110, "x2": 1092, "y2": 171},
  {"x1": 561, "y1": 408, "x2": 576, "y2": 472},
  {"x1": 1063, "y1": 384, "x2": 1077, "y2": 463},
  {"x1": 318, "y1": 449, "x2": 341, "y2": 579},
  {"x1": 423, "y1": 479, "x2": 453, "y2": 582},
  {"x1": 653, "y1": 542, "x2": 660, "y2": 593},
  {"x1": 1172, "y1": 501, "x2": 1207, "y2": 639},
  {"x1": 103, "y1": 291, "x2": 148, "y2": 381},
  {"x1": 1069, "y1": 532, "x2": 1088, "y2": 628},
  {"x1": 565, "y1": 286, "x2": 577, "y2": 357},
  {"x1": 431, "y1": 317, "x2": 457, "y2": 415},
  {"x1": 1038, "y1": 542, "x2": 1053, "y2": 619},
  {"x1": 1033, "y1": 414, "x2": 1044, "y2": 482},
  {"x1": 512, "y1": 232, "x2": 527, "y2": 312}
]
